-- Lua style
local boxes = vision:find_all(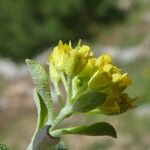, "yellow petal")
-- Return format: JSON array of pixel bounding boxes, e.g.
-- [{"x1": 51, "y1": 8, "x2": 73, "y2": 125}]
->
[
  {"x1": 112, "y1": 73, "x2": 122, "y2": 82},
  {"x1": 78, "y1": 45, "x2": 93, "y2": 57},
  {"x1": 103, "y1": 64, "x2": 114, "y2": 73},
  {"x1": 99, "y1": 95, "x2": 120, "y2": 114},
  {"x1": 88, "y1": 69, "x2": 112, "y2": 90},
  {"x1": 120, "y1": 73, "x2": 132, "y2": 86},
  {"x1": 65, "y1": 45, "x2": 93, "y2": 76},
  {"x1": 96, "y1": 54, "x2": 112, "y2": 67},
  {"x1": 79, "y1": 58, "x2": 97, "y2": 78},
  {"x1": 49, "y1": 41, "x2": 71, "y2": 71}
]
